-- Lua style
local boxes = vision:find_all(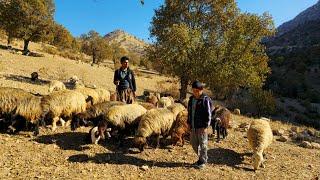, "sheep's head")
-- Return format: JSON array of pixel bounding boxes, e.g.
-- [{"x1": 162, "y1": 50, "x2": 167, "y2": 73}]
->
[
  {"x1": 71, "y1": 114, "x2": 87, "y2": 131},
  {"x1": 133, "y1": 136, "x2": 147, "y2": 152},
  {"x1": 252, "y1": 152, "x2": 263, "y2": 171},
  {"x1": 171, "y1": 131, "x2": 180, "y2": 145},
  {"x1": 97, "y1": 120, "x2": 108, "y2": 140}
]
